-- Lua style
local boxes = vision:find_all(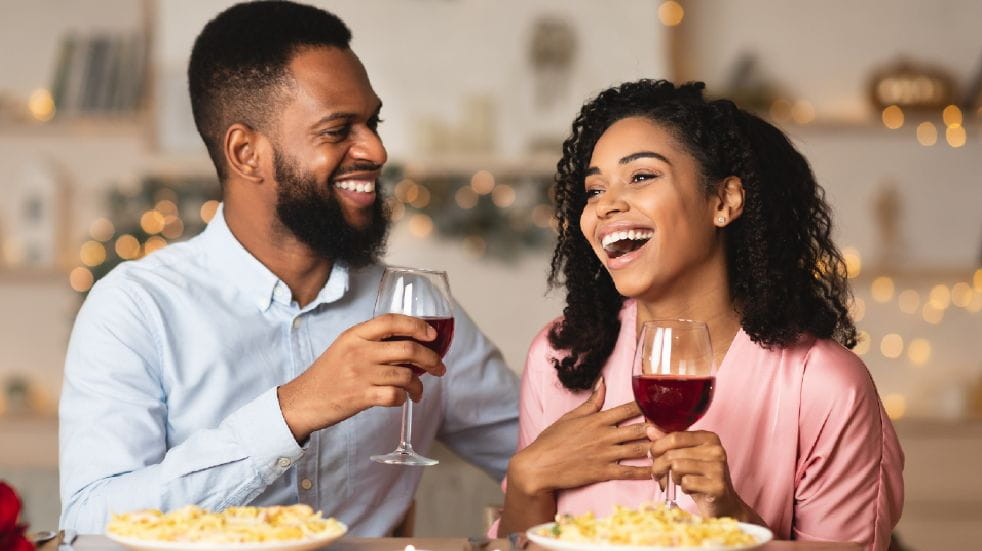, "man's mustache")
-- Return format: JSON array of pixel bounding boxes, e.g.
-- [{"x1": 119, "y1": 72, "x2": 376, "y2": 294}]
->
[{"x1": 333, "y1": 162, "x2": 383, "y2": 178}]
